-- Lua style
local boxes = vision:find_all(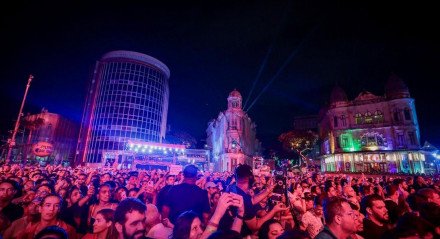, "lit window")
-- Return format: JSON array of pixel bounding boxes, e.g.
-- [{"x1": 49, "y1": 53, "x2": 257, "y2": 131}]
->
[
  {"x1": 364, "y1": 111, "x2": 373, "y2": 124},
  {"x1": 374, "y1": 110, "x2": 384, "y2": 123},
  {"x1": 355, "y1": 113, "x2": 363, "y2": 124}
]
